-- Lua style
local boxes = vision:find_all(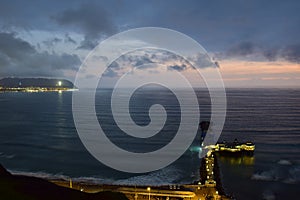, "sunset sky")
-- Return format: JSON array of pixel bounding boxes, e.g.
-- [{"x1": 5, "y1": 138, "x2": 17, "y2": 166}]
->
[{"x1": 0, "y1": 0, "x2": 299, "y2": 88}]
